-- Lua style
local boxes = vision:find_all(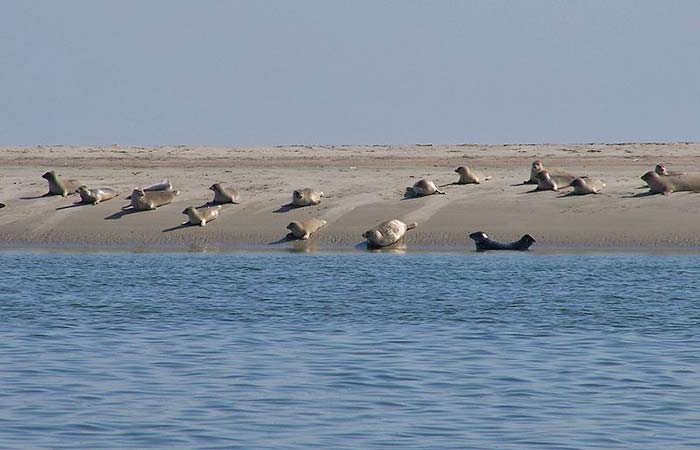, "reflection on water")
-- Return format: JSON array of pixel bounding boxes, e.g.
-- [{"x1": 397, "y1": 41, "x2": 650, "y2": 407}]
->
[{"x1": 1, "y1": 252, "x2": 700, "y2": 449}]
